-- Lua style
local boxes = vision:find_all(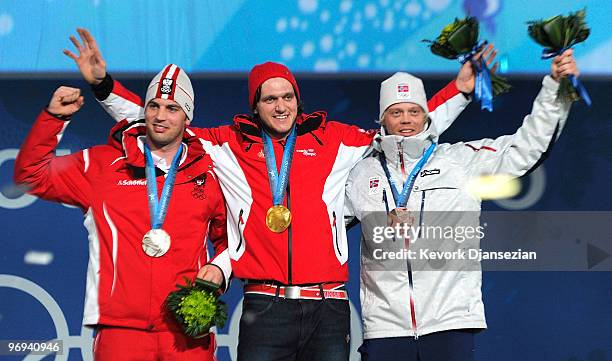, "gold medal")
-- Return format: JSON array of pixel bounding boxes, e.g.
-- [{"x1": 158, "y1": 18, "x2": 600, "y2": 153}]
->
[{"x1": 266, "y1": 205, "x2": 292, "y2": 233}]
